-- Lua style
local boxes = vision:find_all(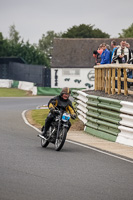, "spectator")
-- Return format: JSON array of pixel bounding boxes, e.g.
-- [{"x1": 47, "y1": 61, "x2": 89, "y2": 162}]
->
[
  {"x1": 126, "y1": 42, "x2": 130, "y2": 49},
  {"x1": 111, "y1": 40, "x2": 118, "y2": 62},
  {"x1": 100, "y1": 43, "x2": 111, "y2": 64},
  {"x1": 125, "y1": 42, "x2": 133, "y2": 87},
  {"x1": 112, "y1": 40, "x2": 133, "y2": 88},
  {"x1": 97, "y1": 44, "x2": 103, "y2": 55},
  {"x1": 106, "y1": 44, "x2": 112, "y2": 63},
  {"x1": 112, "y1": 40, "x2": 132, "y2": 64},
  {"x1": 125, "y1": 42, "x2": 133, "y2": 63},
  {"x1": 93, "y1": 50, "x2": 101, "y2": 65}
]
